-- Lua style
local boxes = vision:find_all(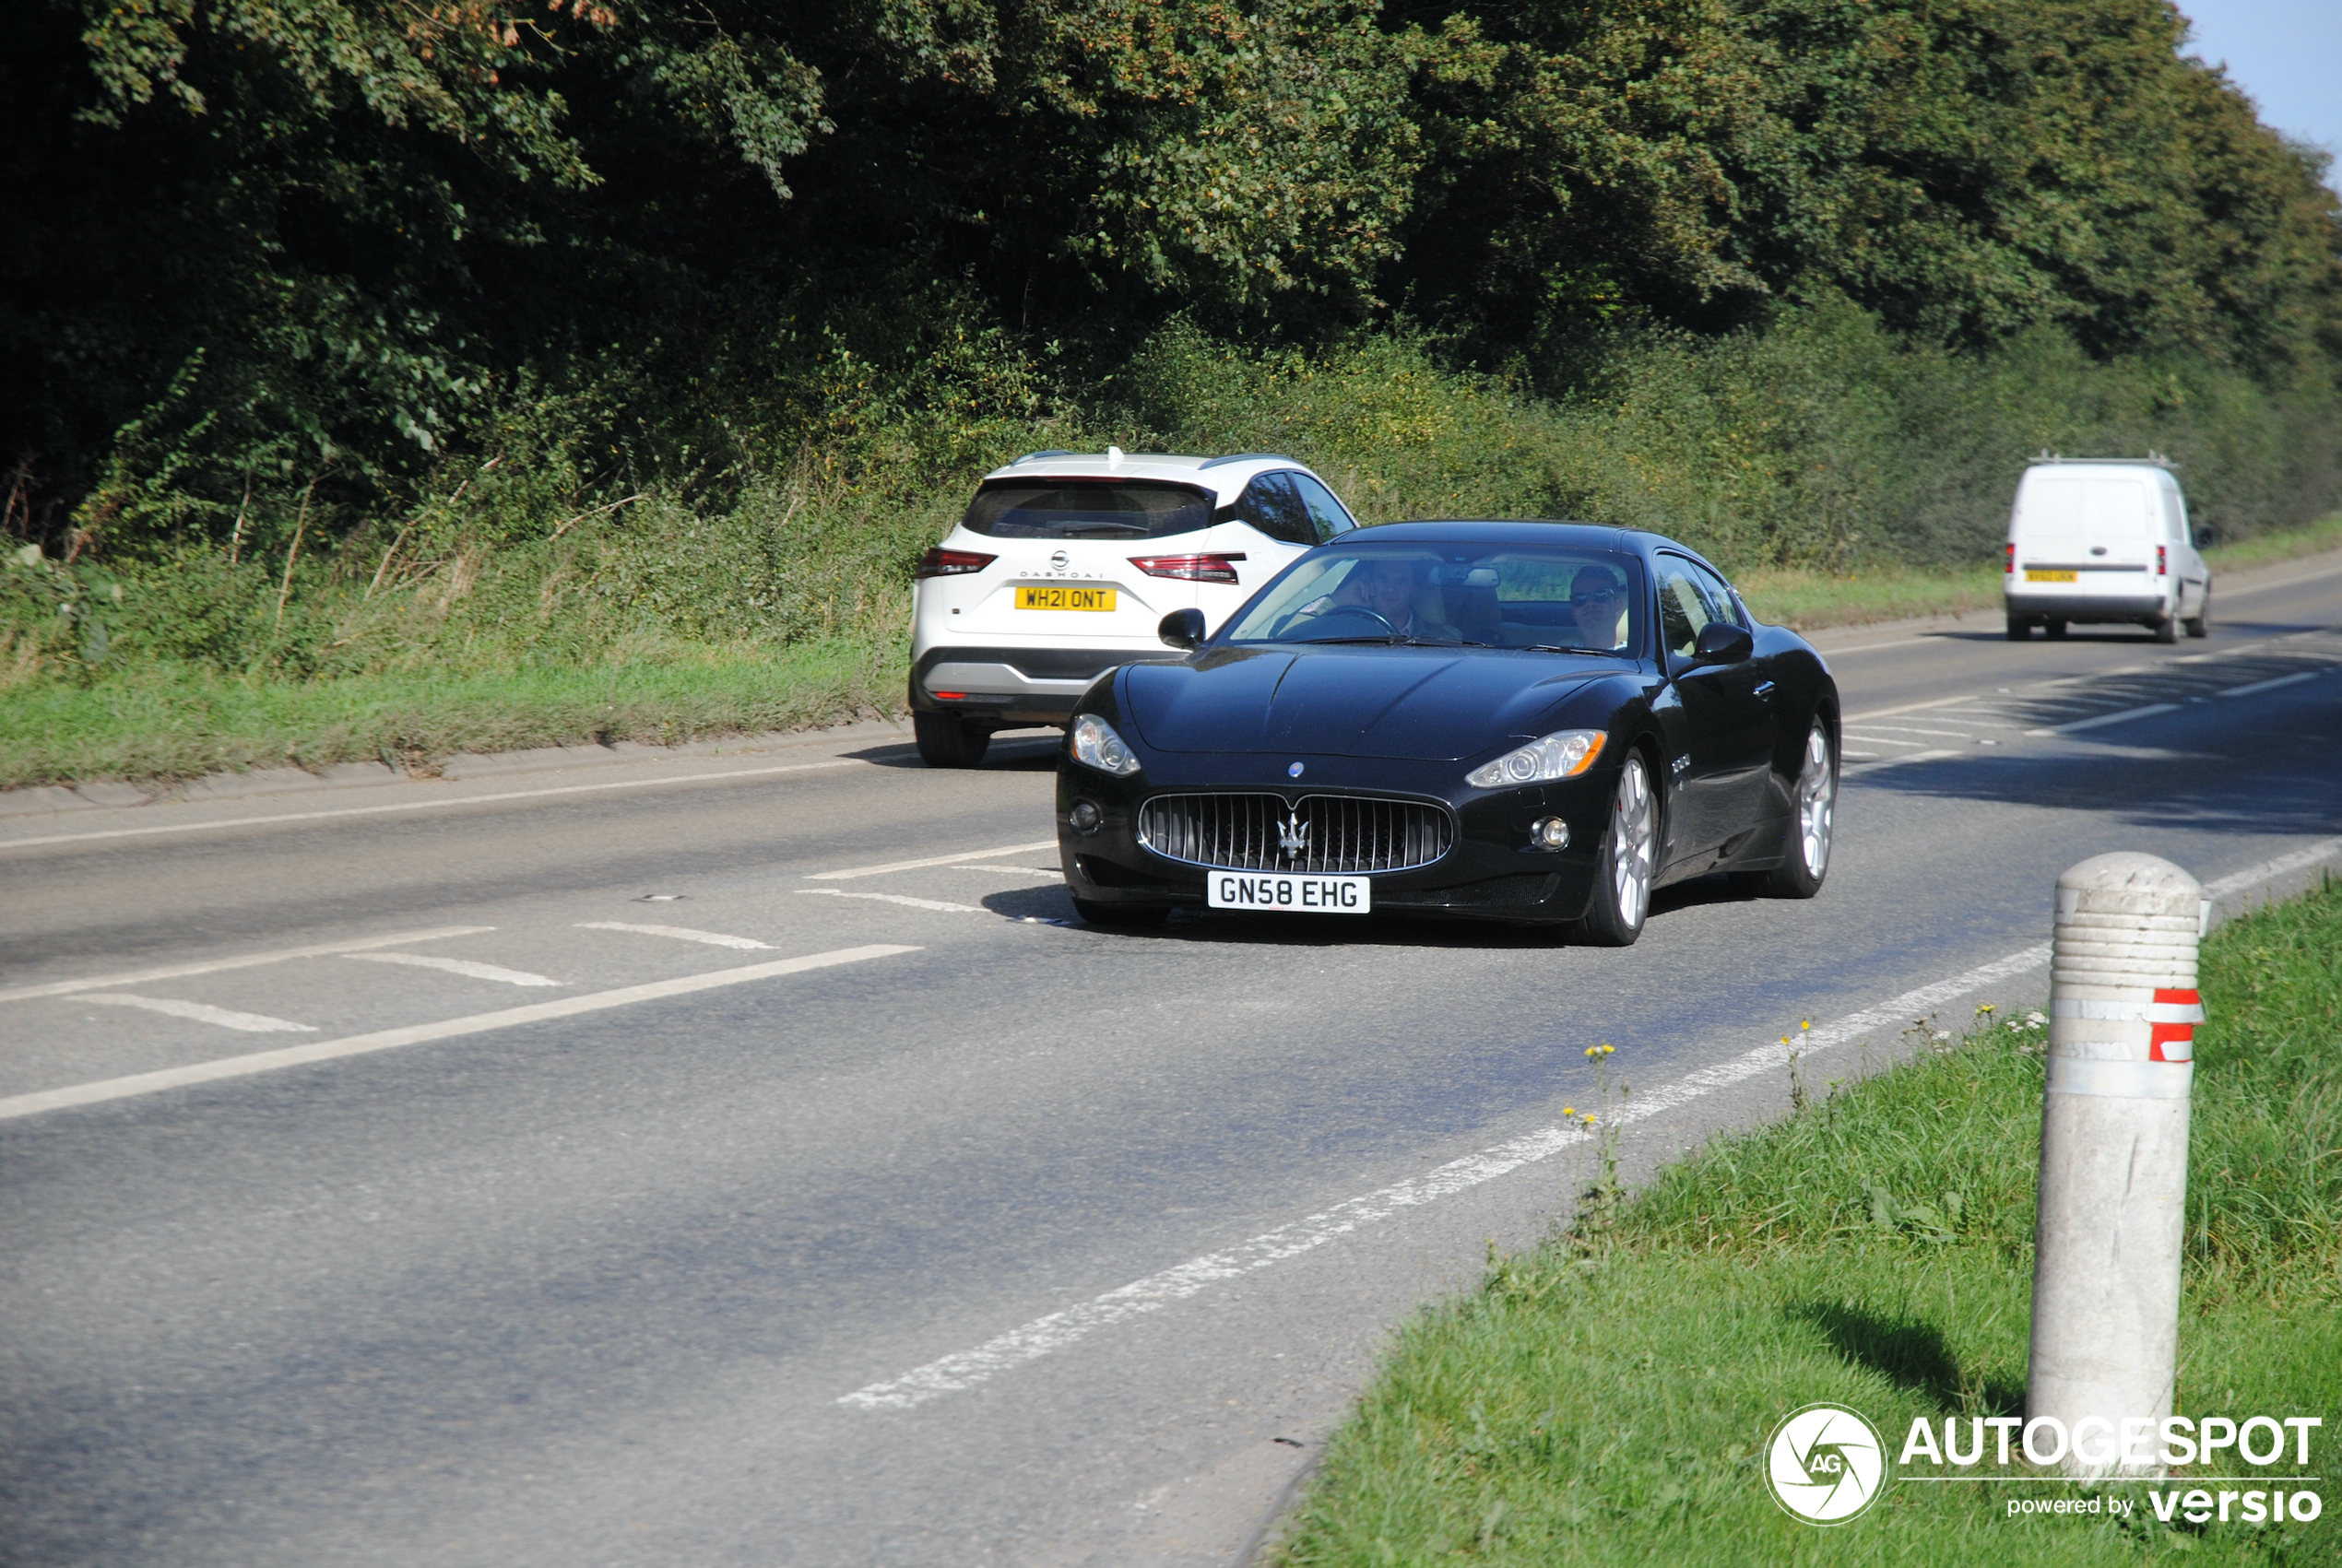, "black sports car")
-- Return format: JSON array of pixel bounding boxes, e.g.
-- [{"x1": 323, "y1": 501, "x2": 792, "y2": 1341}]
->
[{"x1": 1054, "y1": 522, "x2": 1840, "y2": 943}]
